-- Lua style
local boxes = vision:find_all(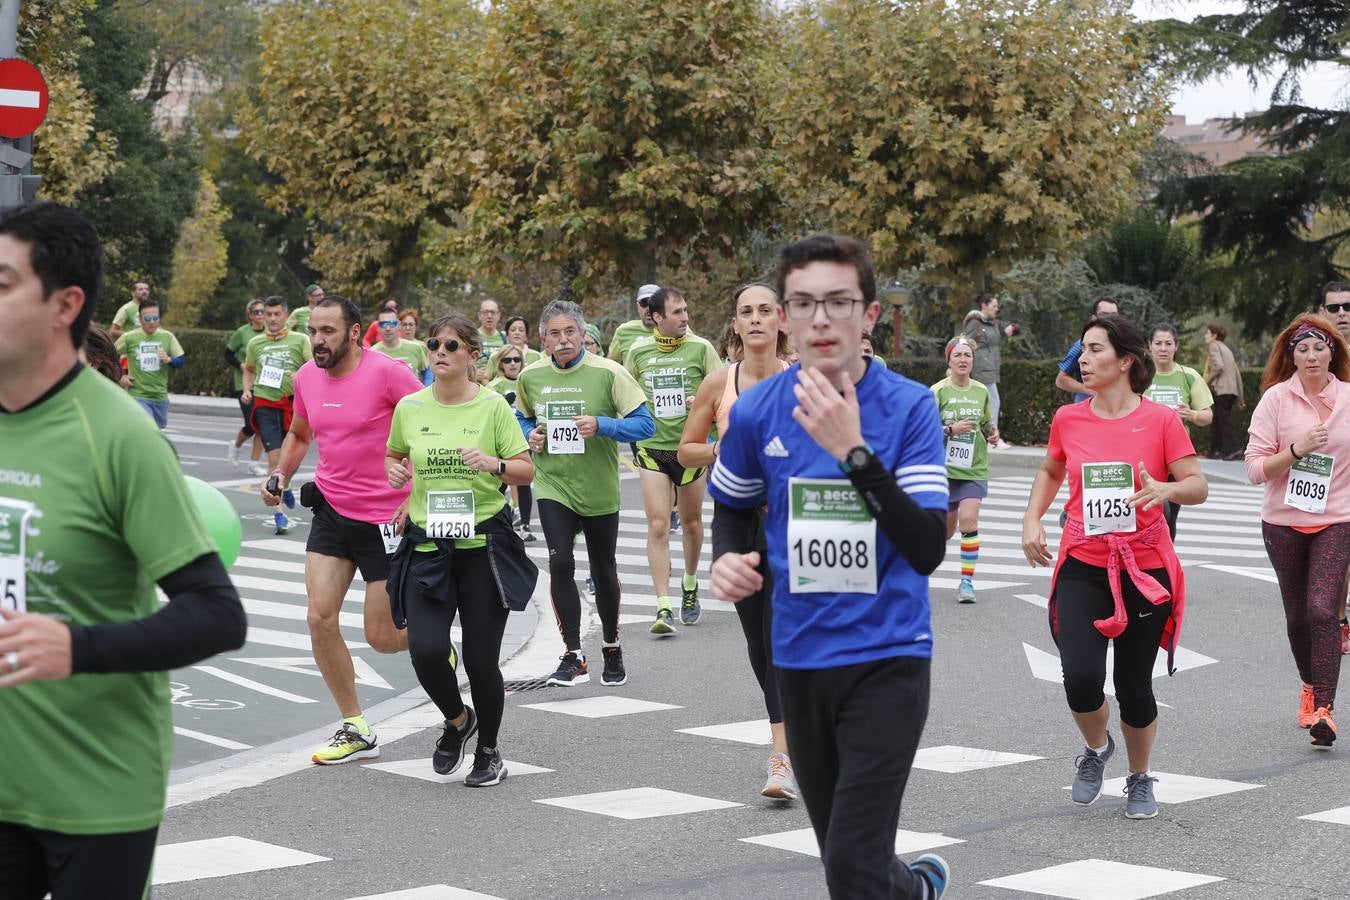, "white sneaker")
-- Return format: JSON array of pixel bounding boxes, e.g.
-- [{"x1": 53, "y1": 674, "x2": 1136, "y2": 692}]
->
[
  {"x1": 226, "y1": 441, "x2": 239, "y2": 465},
  {"x1": 761, "y1": 752, "x2": 798, "y2": 801},
  {"x1": 248, "y1": 461, "x2": 269, "y2": 476}
]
